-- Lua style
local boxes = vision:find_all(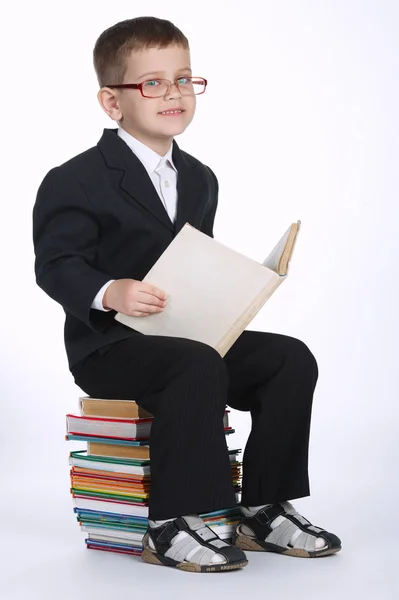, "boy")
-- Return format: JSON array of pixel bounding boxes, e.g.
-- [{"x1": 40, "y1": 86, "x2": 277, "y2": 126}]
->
[{"x1": 32, "y1": 16, "x2": 341, "y2": 573}]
